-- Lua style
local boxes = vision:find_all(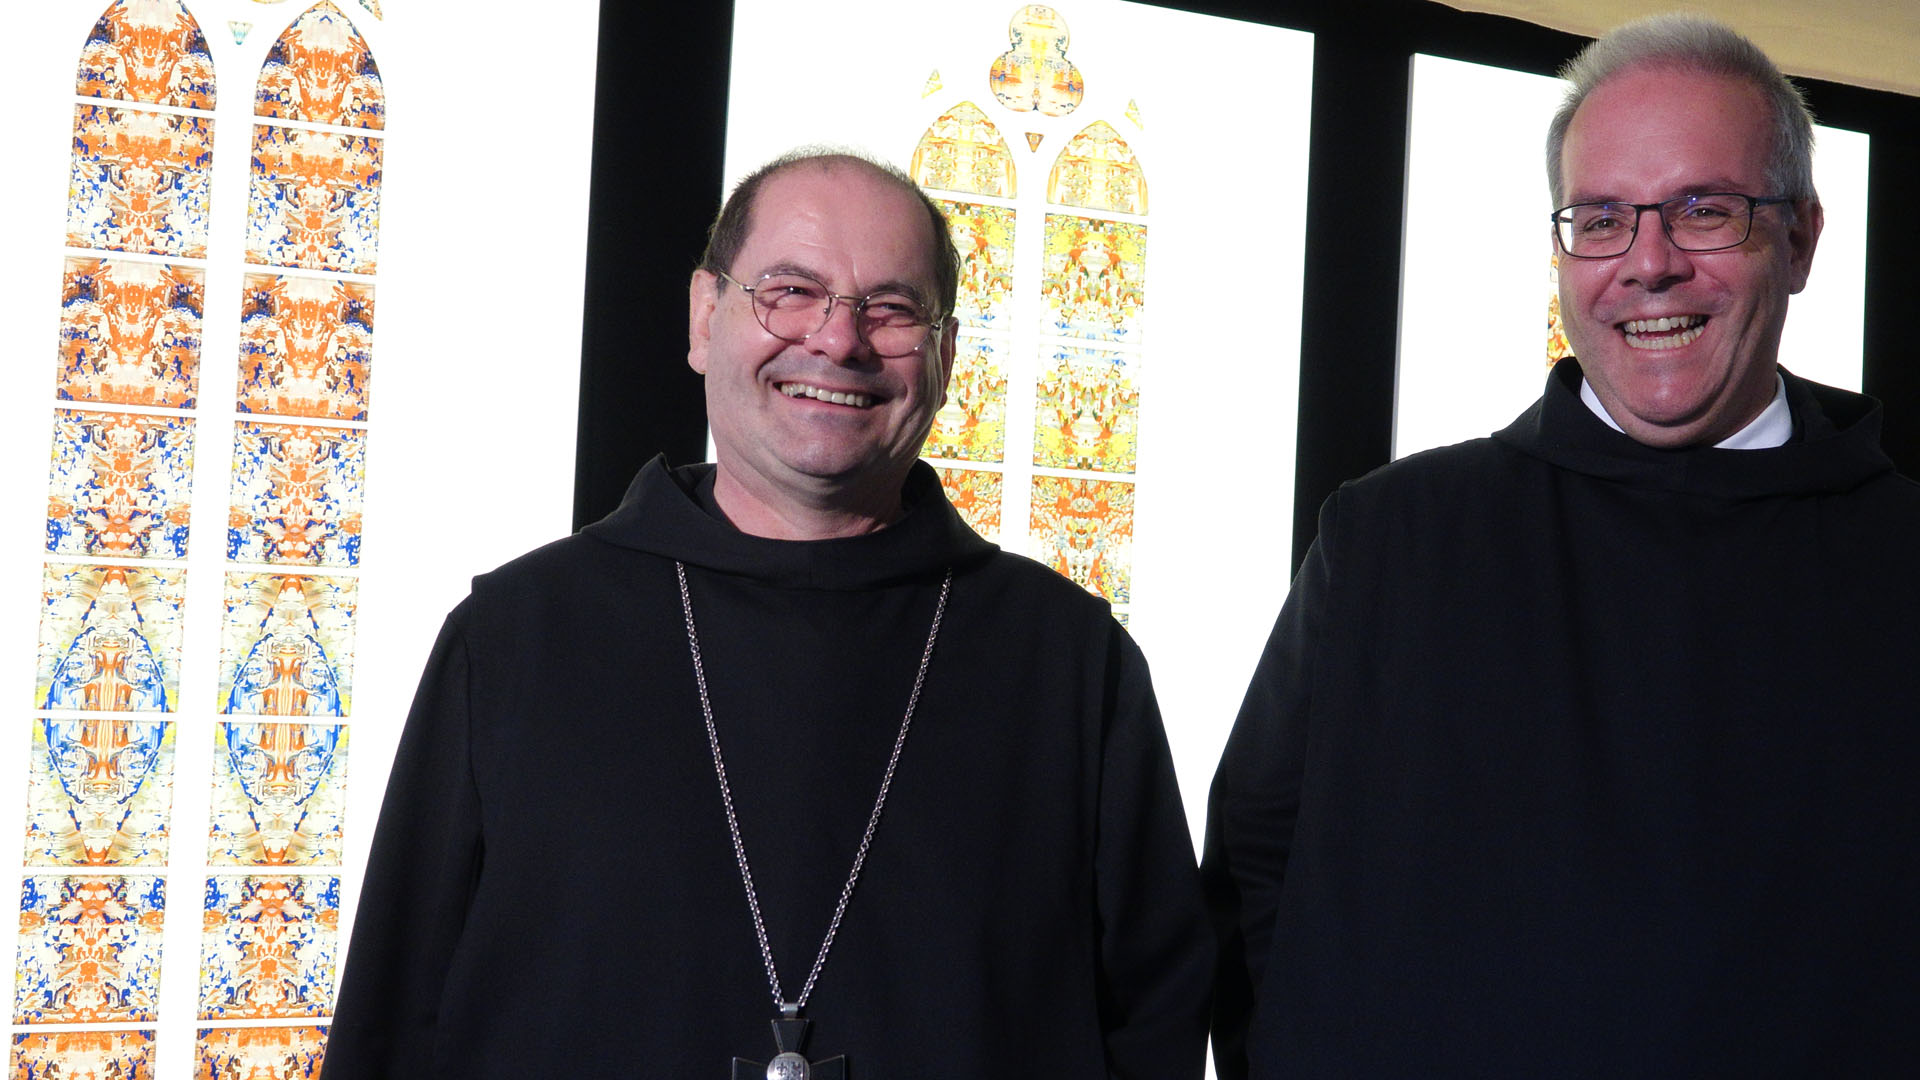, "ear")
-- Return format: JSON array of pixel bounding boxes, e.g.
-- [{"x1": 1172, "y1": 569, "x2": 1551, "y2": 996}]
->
[
  {"x1": 933, "y1": 317, "x2": 960, "y2": 407},
  {"x1": 688, "y1": 268, "x2": 719, "y2": 374},
  {"x1": 1785, "y1": 198, "x2": 1823, "y2": 295}
]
